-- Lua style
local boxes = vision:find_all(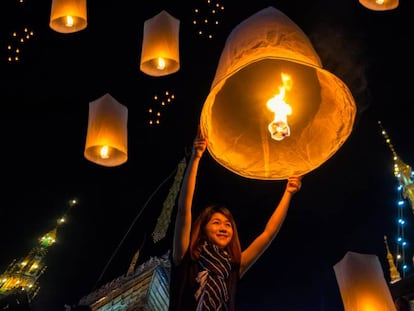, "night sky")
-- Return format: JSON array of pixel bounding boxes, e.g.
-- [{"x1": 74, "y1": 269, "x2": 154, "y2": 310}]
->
[{"x1": 0, "y1": 0, "x2": 412, "y2": 310}]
